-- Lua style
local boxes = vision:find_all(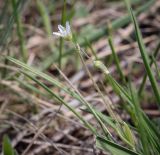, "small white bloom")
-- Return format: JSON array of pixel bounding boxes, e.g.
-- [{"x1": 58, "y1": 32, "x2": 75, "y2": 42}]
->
[{"x1": 53, "y1": 21, "x2": 72, "y2": 41}]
